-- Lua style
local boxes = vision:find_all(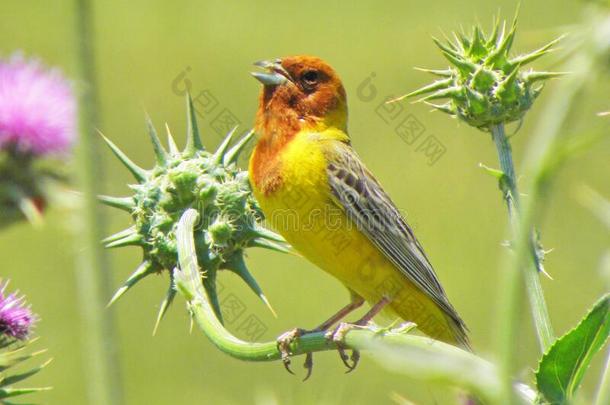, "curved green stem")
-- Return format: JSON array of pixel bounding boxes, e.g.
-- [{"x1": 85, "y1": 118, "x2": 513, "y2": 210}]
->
[{"x1": 174, "y1": 209, "x2": 535, "y2": 404}]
